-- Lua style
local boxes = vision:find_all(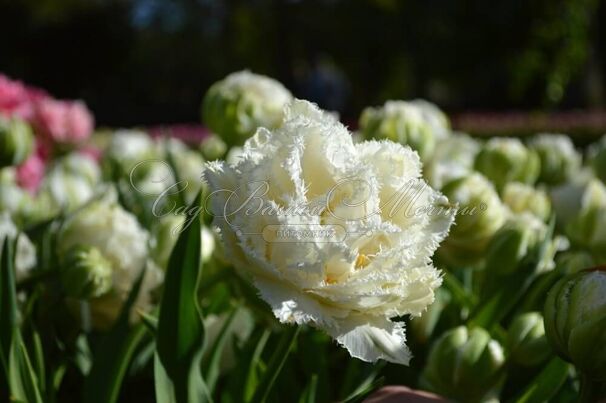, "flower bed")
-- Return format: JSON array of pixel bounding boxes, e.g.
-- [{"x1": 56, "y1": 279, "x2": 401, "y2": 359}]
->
[{"x1": 1, "y1": 72, "x2": 606, "y2": 402}]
